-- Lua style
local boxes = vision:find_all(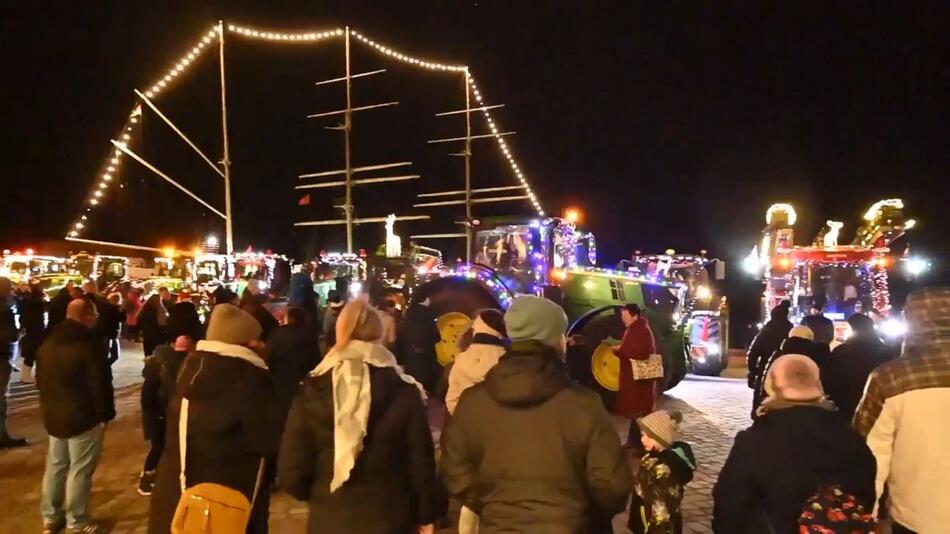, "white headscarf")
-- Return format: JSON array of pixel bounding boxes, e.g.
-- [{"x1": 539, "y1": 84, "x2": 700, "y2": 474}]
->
[{"x1": 310, "y1": 339, "x2": 425, "y2": 492}]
